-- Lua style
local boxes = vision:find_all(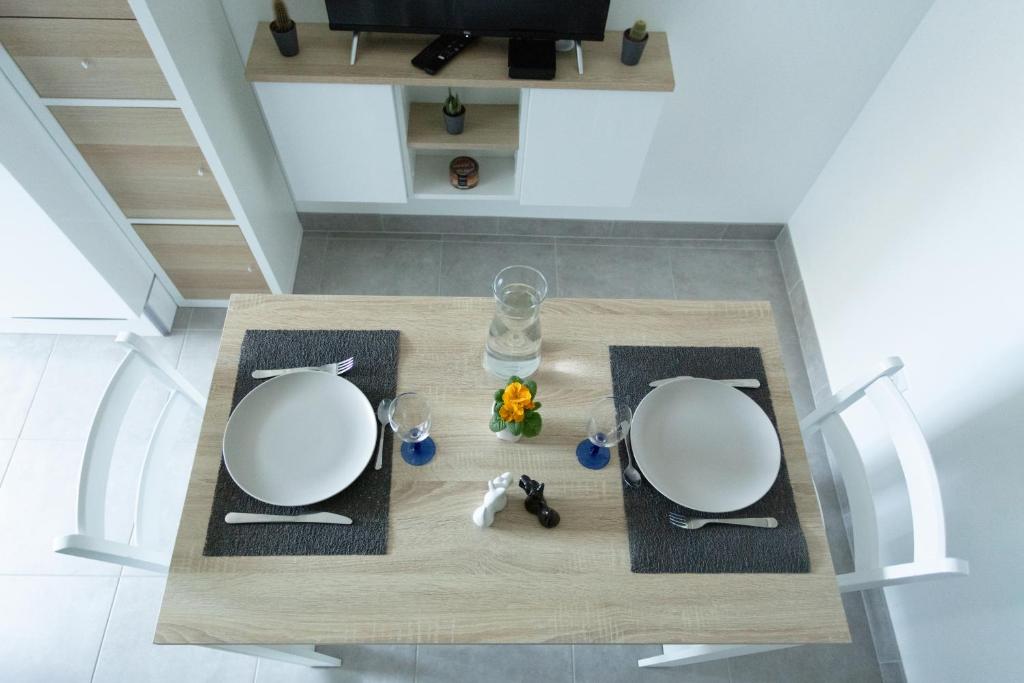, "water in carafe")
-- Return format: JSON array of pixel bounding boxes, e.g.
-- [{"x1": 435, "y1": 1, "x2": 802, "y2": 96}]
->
[{"x1": 484, "y1": 266, "x2": 547, "y2": 378}]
